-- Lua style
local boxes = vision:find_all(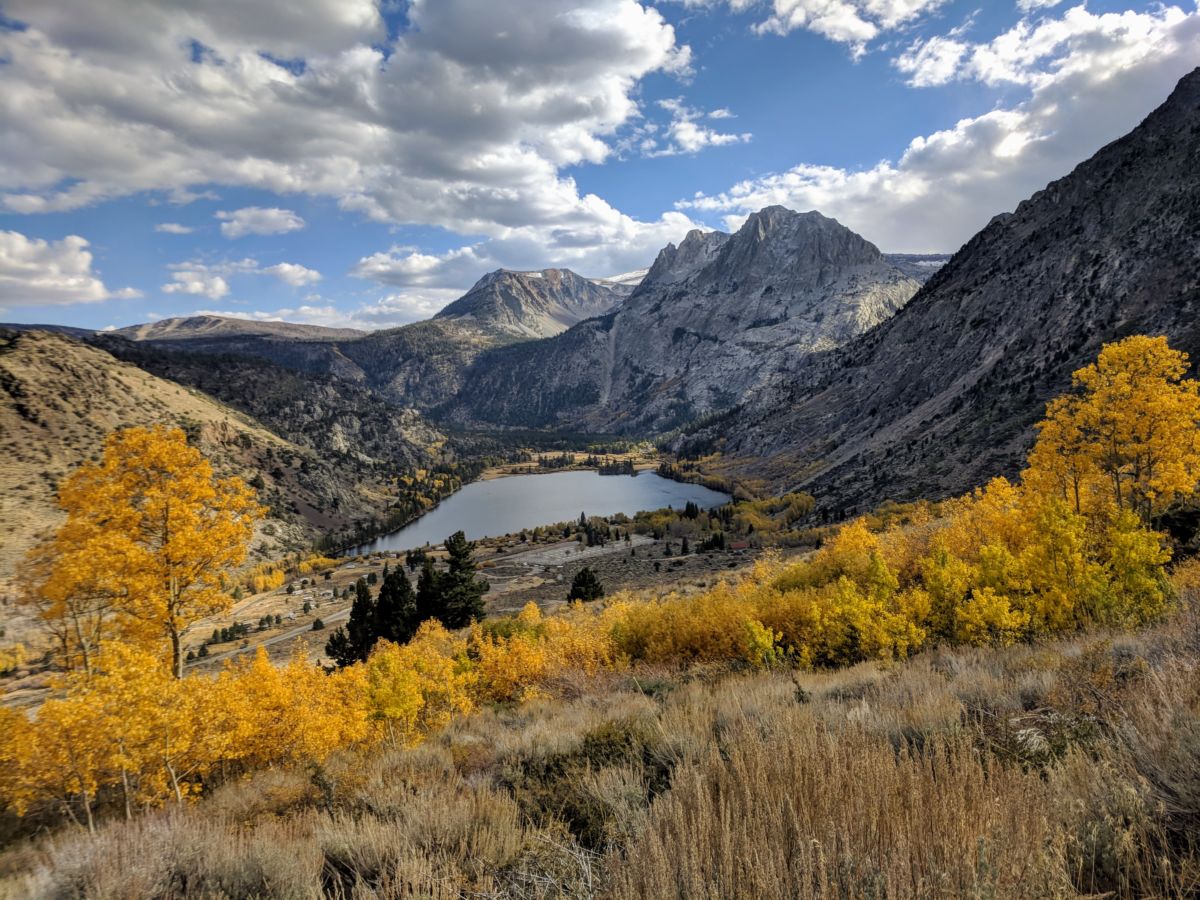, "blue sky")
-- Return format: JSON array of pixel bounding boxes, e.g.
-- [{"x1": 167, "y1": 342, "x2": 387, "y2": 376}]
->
[{"x1": 0, "y1": 0, "x2": 1197, "y2": 330}]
